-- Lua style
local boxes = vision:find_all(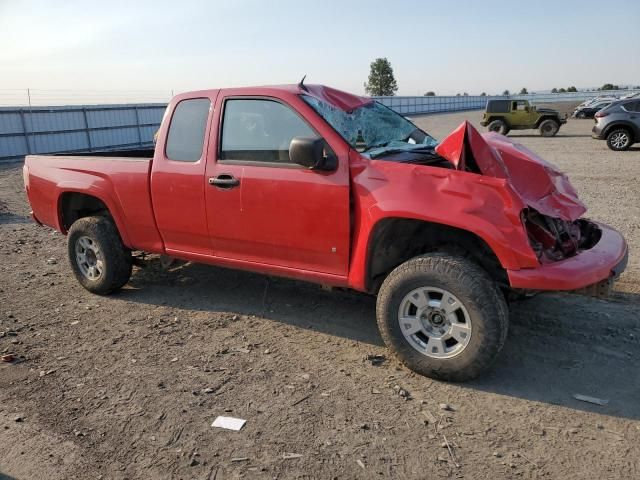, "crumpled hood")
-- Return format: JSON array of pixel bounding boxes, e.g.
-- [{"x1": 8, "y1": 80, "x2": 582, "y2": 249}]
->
[
  {"x1": 302, "y1": 84, "x2": 373, "y2": 112},
  {"x1": 435, "y1": 121, "x2": 586, "y2": 221}
]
